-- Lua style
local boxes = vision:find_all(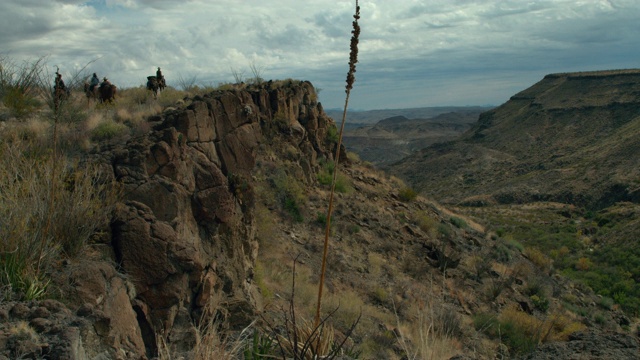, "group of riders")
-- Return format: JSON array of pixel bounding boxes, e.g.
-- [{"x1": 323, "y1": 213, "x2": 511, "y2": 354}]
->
[{"x1": 52, "y1": 67, "x2": 166, "y2": 105}]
